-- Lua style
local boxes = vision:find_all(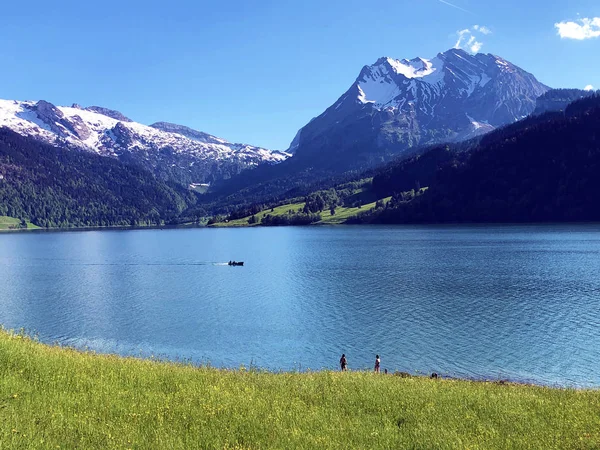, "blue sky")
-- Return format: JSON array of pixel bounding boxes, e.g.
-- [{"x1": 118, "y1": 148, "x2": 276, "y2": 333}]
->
[{"x1": 2, "y1": 0, "x2": 599, "y2": 149}]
